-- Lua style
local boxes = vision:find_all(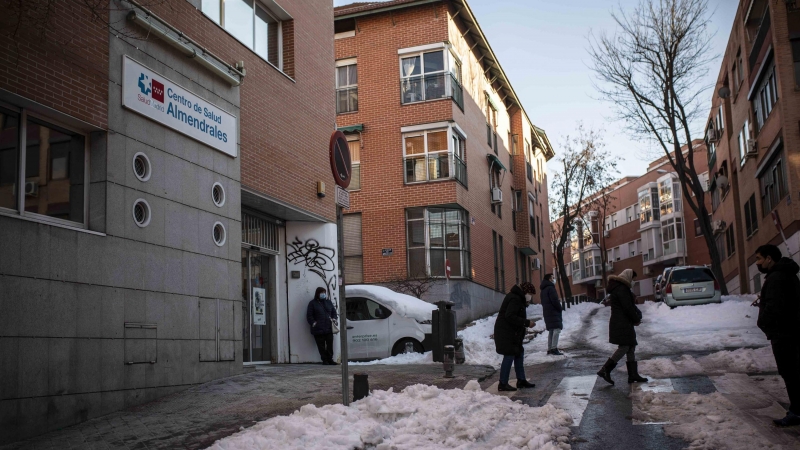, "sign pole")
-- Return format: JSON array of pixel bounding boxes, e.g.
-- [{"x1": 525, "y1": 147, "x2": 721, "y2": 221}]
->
[
  {"x1": 772, "y1": 211, "x2": 793, "y2": 258},
  {"x1": 337, "y1": 204, "x2": 349, "y2": 406}
]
